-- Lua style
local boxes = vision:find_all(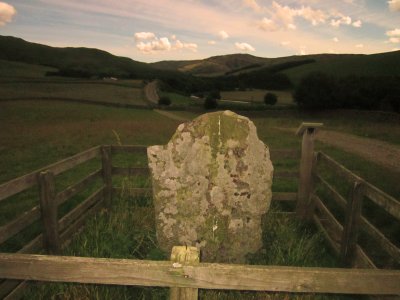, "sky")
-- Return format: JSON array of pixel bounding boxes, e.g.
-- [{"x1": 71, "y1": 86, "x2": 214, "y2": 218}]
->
[{"x1": 0, "y1": 0, "x2": 399, "y2": 62}]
